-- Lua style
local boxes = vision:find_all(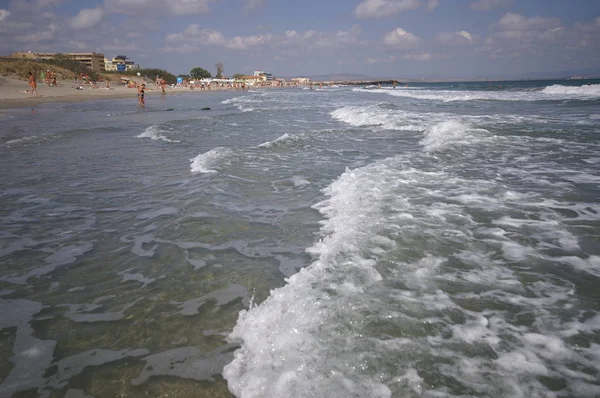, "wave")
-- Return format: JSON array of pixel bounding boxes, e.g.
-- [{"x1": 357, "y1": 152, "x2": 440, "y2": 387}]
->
[
  {"x1": 353, "y1": 83, "x2": 600, "y2": 102},
  {"x1": 2, "y1": 135, "x2": 42, "y2": 147},
  {"x1": 330, "y1": 105, "x2": 428, "y2": 131},
  {"x1": 136, "y1": 125, "x2": 180, "y2": 143},
  {"x1": 223, "y1": 161, "x2": 402, "y2": 397},
  {"x1": 541, "y1": 83, "x2": 600, "y2": 96},
  {"x1": 257, "y1": 133, "x2": 301, "y2": 148},
  {"x1": 420, "y1": 120, "x2": 489, "y2": 152},
  {"x1": 223, "y1": 152, "x2": 600, "y2": 397},
  {"x1": 189, "y1": 147, "x2": 232, "y2": 173},
  {"x1": 222, "y1": 97, "x2": 256, "y2": 112}
]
